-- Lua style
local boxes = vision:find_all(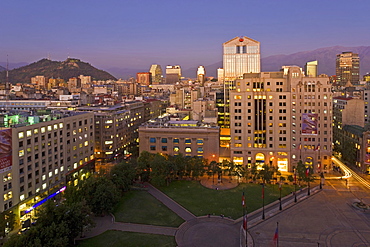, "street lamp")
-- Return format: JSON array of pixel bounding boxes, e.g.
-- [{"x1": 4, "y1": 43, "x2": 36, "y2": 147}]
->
[
  {"x1": 262, "y1": 183, "x2": 265, "y2": 220},
  {"x1": 279, "y1": 181, "x2": 282, "y2": 211},
  {"x1": 294, "y1": 168, "x2": 297, "y2": 203}
]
